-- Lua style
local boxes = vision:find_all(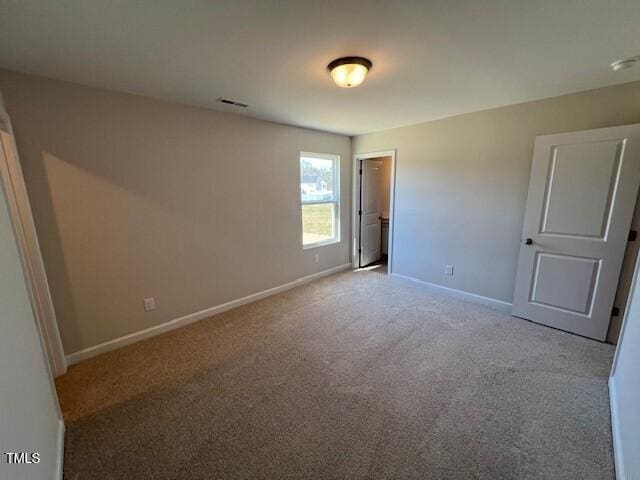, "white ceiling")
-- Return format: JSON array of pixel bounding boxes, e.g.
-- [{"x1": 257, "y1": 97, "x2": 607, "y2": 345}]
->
[{"x1": 1, "y1": 0, "x2": 639, "y2": 136}]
